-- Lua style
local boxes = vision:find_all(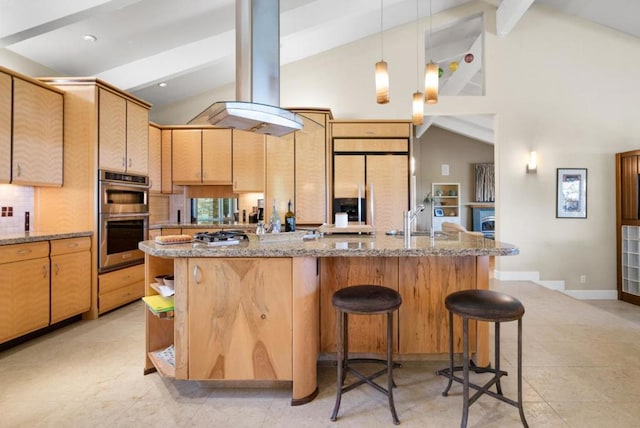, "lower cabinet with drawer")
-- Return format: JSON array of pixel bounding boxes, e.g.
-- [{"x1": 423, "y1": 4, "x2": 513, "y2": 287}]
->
[
  {"x1": 50, "y1": 237, "x2": 92, "y2": 324},
  {"x1": 99, "y1": 263, "x2": 145, "y2": 314},
  {"x1": 0, "y1": 241, "x2": 51, "y2": 343}
]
